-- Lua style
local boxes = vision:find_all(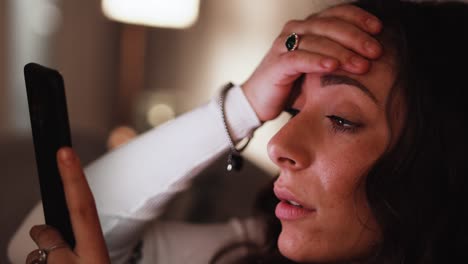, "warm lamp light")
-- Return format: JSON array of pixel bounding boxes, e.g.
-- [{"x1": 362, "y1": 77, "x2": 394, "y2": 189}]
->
[{"x1": 102, "y1": 0, "x2": 200, "y2": 28}]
